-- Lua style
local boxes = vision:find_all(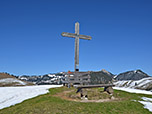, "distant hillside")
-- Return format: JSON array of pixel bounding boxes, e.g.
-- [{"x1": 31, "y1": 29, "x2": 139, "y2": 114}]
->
[
  {"x1": 0, "y1": 72, "x2": 33, "y2": 86},
  {"x1": 114, "y1": 70, "x2": 150, "y2": 81},
  {"x1": 114, "y1": 77, "x2": 152, "y2": 91},
  {"x1": 89, "y1": 70, "x2": 113, "y2": 84},
  {"x1": 0, "y1": 73, "x2": 16, "y2": 79},
  {"x1": 18, "y1": 73, "x2": 64, "y2": 85}
]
